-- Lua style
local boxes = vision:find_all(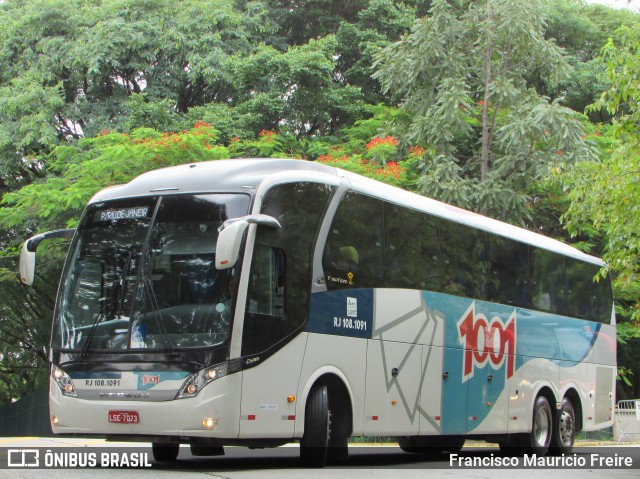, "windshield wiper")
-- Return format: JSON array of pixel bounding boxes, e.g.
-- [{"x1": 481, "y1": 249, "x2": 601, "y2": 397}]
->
[
  {"x1": 79, "y1": 312, "x2": 105, "y2": 359},
  {"x1": 144, "y1": 279, "x2": 175, "y2": 353}
]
